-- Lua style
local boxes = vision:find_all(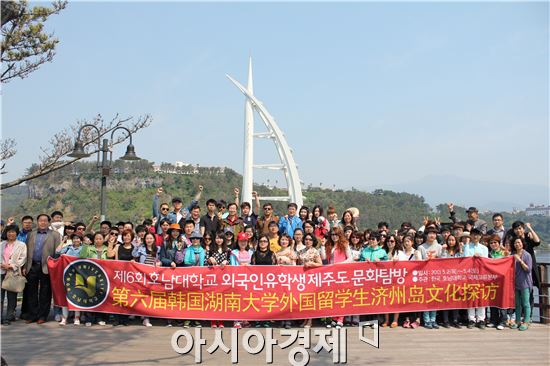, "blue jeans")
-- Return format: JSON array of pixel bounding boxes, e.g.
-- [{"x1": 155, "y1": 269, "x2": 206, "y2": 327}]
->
[{"x1": 423, "y1": 311, "x2": 436, "y2": 325}]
